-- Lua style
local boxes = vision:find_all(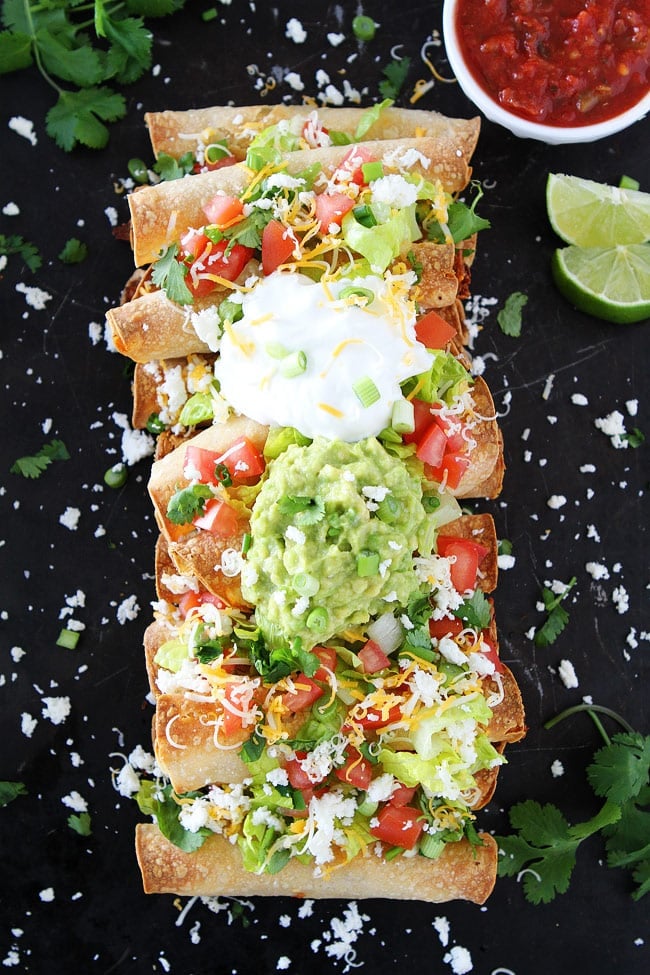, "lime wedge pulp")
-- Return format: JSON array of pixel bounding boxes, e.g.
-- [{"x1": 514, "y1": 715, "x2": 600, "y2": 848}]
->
[
  {"x1": 552, "y1": 244, "x2": 650, "y2": 324},
  {"x1": 547, "y1": 174, "x2": 650, "y2": 248}
]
